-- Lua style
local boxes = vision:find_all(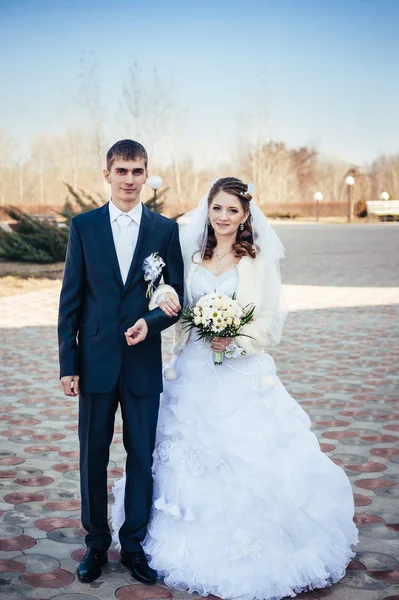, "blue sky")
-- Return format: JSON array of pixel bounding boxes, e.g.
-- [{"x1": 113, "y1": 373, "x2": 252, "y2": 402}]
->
[{"x1": 1, "y1": 0, "x2": 398, "y2": 166}]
